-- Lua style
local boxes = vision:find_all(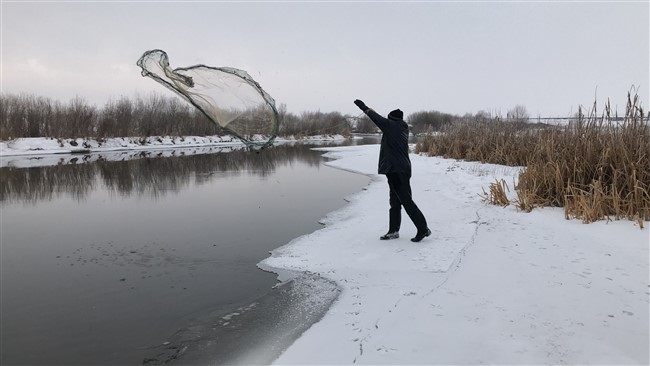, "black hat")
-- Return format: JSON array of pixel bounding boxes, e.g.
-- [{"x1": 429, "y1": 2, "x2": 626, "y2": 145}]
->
[{"x1": 388, "y1": 109, "x2": 403, "y2": 120}]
